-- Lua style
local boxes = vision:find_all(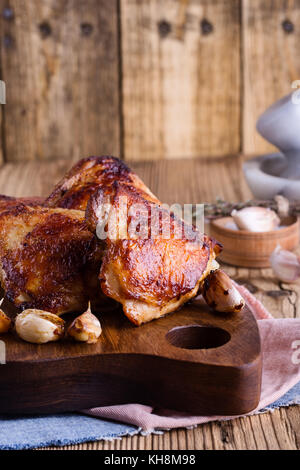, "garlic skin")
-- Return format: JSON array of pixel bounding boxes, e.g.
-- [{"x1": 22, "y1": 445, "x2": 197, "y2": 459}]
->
[
  {"x1": 201, "y1": 269, "x2": 245, "y2": 313},
  {"x1": 270, "y1": 246, "x2": 300, "y2": 283},
  {"x1": 231, "y1": 207, "x2": 280, "y2": 232},
  {"x1": 0, "y1": 310, "x2": 11, "y2": 333},
  {"x1": 67, "y1": 304, "x2": 101, "y2": 344},
  {"x1": 210, "y1": 259, "x2": 220, "y2": 271},
  {"x1": 15, "y1": 310, "x2": 65, "y2": 344},
  {"x1": 0, "y1": 297, "x2": 11, "y2": 333}
]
